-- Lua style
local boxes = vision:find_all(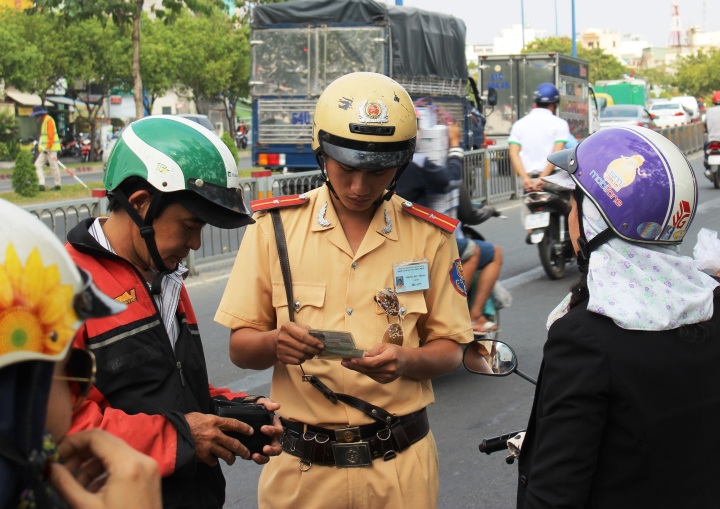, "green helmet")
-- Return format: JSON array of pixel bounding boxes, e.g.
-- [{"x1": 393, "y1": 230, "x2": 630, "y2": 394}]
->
[{"x1": 105, "y1": 115, "x2": 253, "y2": 229}]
